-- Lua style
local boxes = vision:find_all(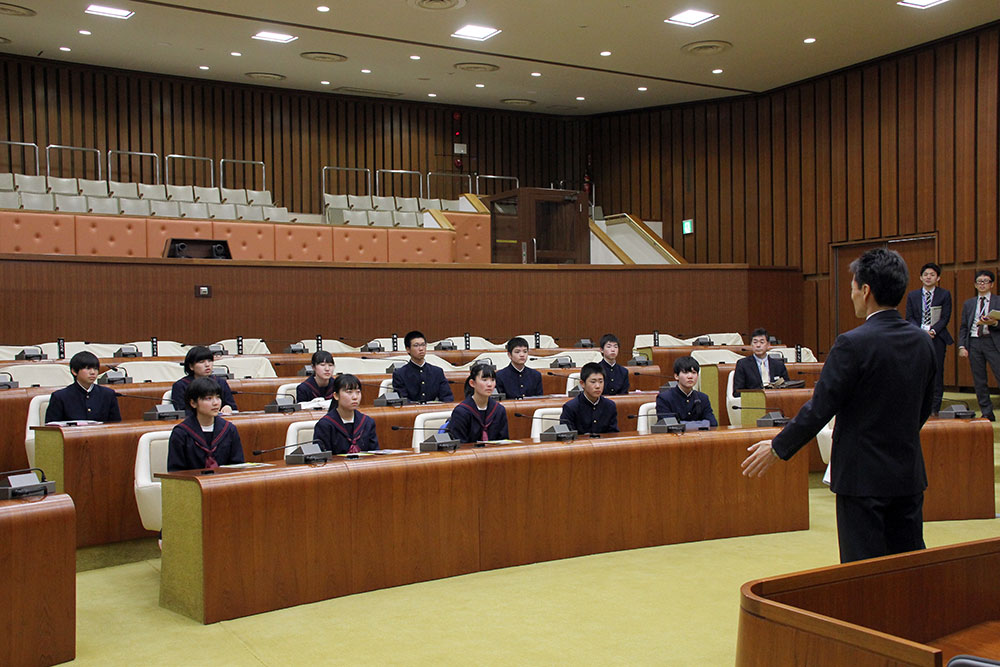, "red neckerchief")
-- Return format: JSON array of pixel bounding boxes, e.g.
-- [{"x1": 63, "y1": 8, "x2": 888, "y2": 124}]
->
[
  {"x1": 457, "y1": 398, "x2": 500, "y2": 441},
  {"x1": 324, "y1": 412, "x2": 371, "y2": 453},
  {"x1": 178, "y1": 418, "x2": 231, "y2": 469}
]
